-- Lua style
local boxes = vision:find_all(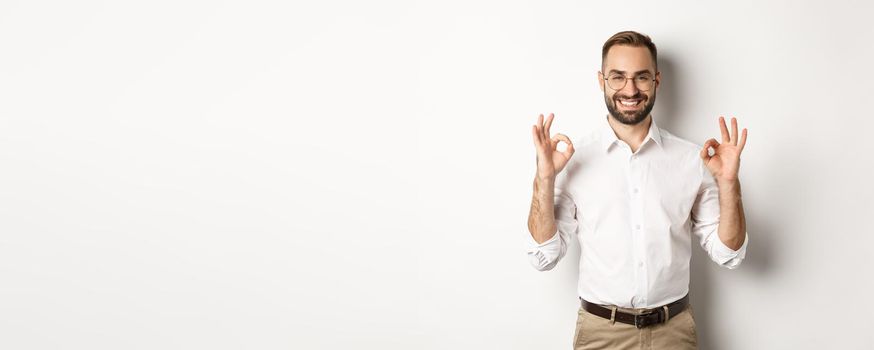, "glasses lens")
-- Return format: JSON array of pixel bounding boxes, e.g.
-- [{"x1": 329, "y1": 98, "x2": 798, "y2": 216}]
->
[
  {"x1": 607, "y1": 75, "x2": 626, "y2": 90},
  {"x1": 635, "y1": 75, "x2": 653, "y2": 91},
  {"x1": 606, "y1": 75, "x2": 654, "y2": 91}
]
